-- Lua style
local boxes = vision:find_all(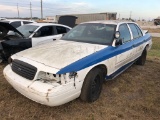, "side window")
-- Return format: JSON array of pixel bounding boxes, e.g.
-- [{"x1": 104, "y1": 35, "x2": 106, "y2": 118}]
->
[
  {"x1": 135, "y1": 25, "x2": 143, "y2": 37},
  {"x1": 128, "y1": 24, "x2": 139, "y2": 39},
  {"x1": 56, "y1": 26, "x2": 67, "y2": 34},
  {"x1": 34, "y1": 26, "x2": 54, "y2": 37},
  {"x1": 10, "y1": 21, "x2": 21, "y2": 28},
  {"x1": 119, "y1": 24, "x2": 131, "y2": 43},
  {"x1": 23, "y1": 21, "x2": 33, "y2": 24}
]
